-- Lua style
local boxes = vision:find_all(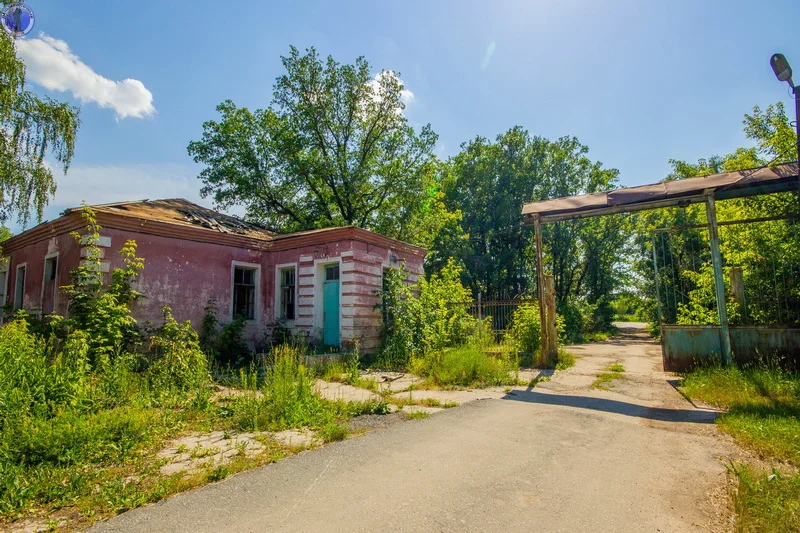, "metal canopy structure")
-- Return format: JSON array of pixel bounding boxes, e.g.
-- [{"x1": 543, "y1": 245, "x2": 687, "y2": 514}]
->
[
  {"x1": 522, "y1": 162, "x2": 799, "y2": 225},
  {"x1": 520, "y1": 162, "x2": 800, "y2": 367}
]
